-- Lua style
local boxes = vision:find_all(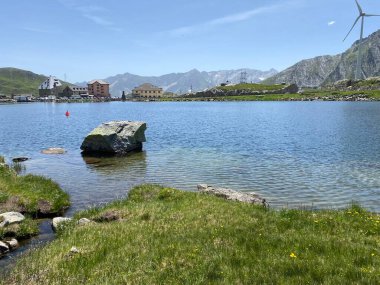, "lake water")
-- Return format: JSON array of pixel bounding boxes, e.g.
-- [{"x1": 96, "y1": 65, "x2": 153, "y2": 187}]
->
[{"x1": 0, "y1": 101, "x2": 380, "y2": 213}]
